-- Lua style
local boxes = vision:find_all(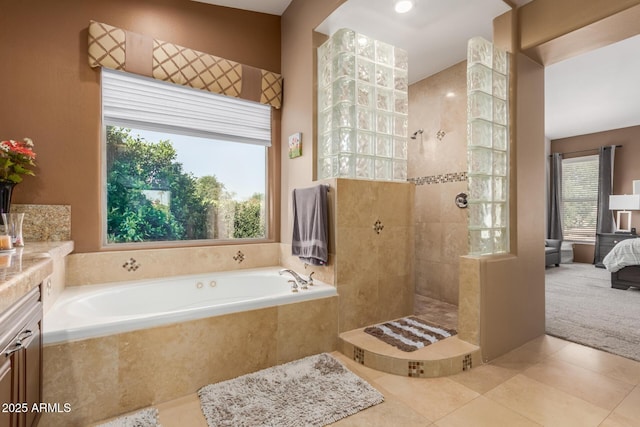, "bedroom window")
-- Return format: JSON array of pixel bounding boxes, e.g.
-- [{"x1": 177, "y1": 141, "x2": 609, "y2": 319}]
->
[
  {"x1": 101, "y1": 69, "x2": 271, "y2": 245},
  {"x1": 561, "y1": 155, "x2": 599, "y2": 242}
]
